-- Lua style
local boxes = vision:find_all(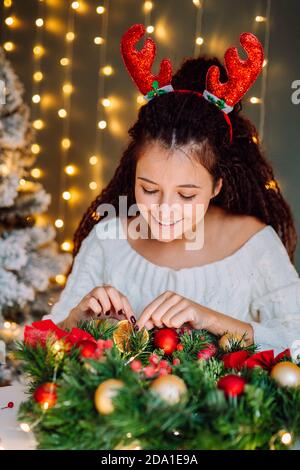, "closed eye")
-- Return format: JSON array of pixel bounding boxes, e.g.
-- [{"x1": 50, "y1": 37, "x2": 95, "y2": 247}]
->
[
  {"x1": 179, "y1": 194, "x2": 196, "y2": 200},
  {"x1": 142, "y1": 187, "x2": 159, "y2": 195}
]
